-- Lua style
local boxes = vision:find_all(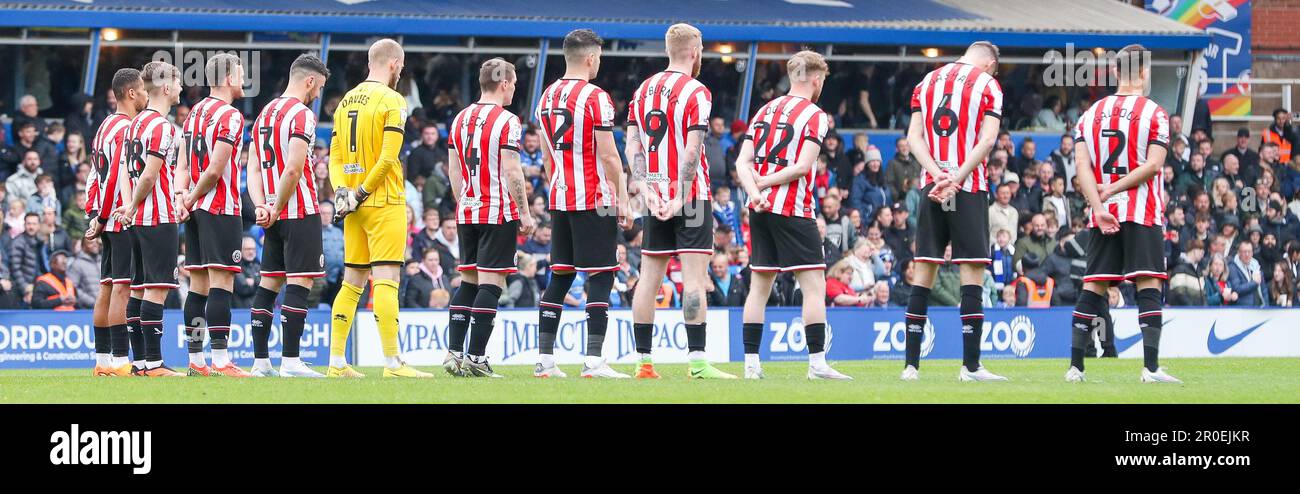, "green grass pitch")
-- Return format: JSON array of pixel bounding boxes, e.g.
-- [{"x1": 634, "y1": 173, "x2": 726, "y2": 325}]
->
[{"x1": 2, "y1": 358, "x2": 1297, "y2": 404}]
